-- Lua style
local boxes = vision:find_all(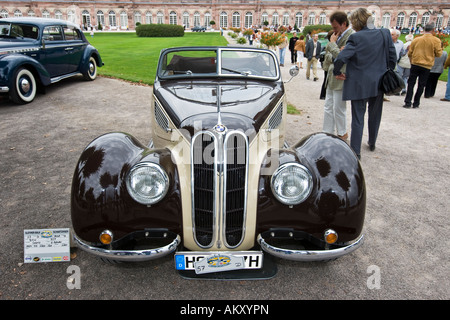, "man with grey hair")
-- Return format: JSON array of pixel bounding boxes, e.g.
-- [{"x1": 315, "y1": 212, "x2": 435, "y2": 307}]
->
[{"x1": 403, "y1": 23, "x2": 443, "y2": 108}]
